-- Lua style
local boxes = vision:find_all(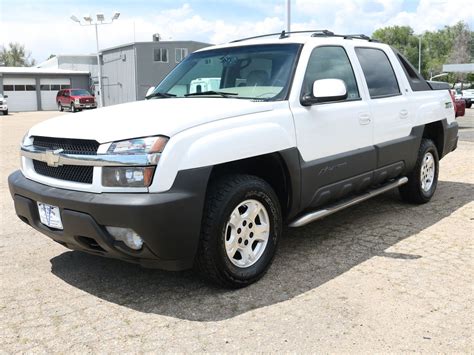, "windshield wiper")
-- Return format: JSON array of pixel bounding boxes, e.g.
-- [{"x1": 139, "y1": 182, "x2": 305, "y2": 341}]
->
[
  {"x1": 146, "y1": 92, "x2": 176, "y2": 99},
  {"x1": 184, "y1": 91, "x2": 238, "y2": 98}
]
